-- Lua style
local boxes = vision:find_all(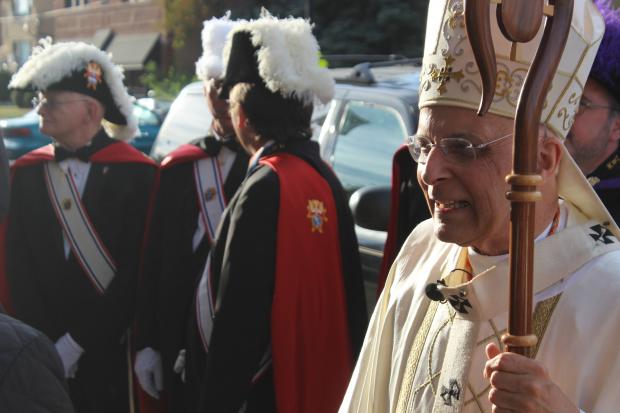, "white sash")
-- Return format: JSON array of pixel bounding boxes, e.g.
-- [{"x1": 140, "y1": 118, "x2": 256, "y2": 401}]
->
[
  {"x1": 195, "y1": 253, "x2": 216, "y2": 352},
  {"x1": 44, "y1": 161, "x2": 116, "y2": 295},
  {"x1": 193, "y1": 153, "x2": 236, "y2": 352},
  {"x1": 193, "y1": 157, "x2": 227, "y2": 245}
]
